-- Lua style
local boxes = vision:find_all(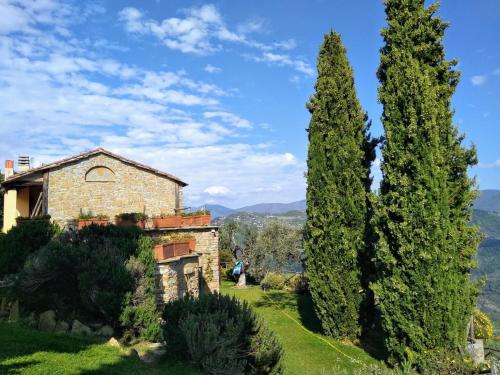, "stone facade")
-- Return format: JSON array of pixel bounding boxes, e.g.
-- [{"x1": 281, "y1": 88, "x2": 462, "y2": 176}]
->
[
  {"x1": 47, "y1": 153, "x2": 183, "y2": 226},
  {"x1": 151, "y1": 226, "x2": 220, "y2": 302},
  {"x1": 155, "y1": 254, "x2": 200, "y2": 304}
]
